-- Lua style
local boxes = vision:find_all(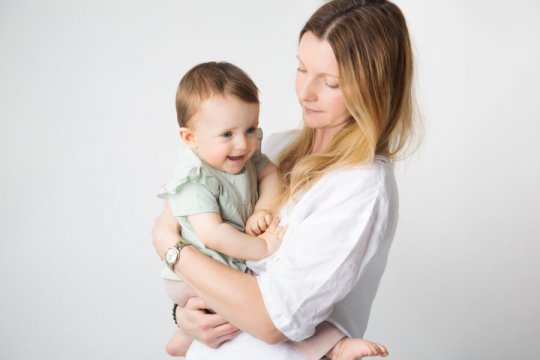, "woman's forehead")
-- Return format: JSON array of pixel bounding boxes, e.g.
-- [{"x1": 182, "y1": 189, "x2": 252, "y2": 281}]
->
[{"x1": 297, "y1": 32, "x2": 339, "y2": 77}]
